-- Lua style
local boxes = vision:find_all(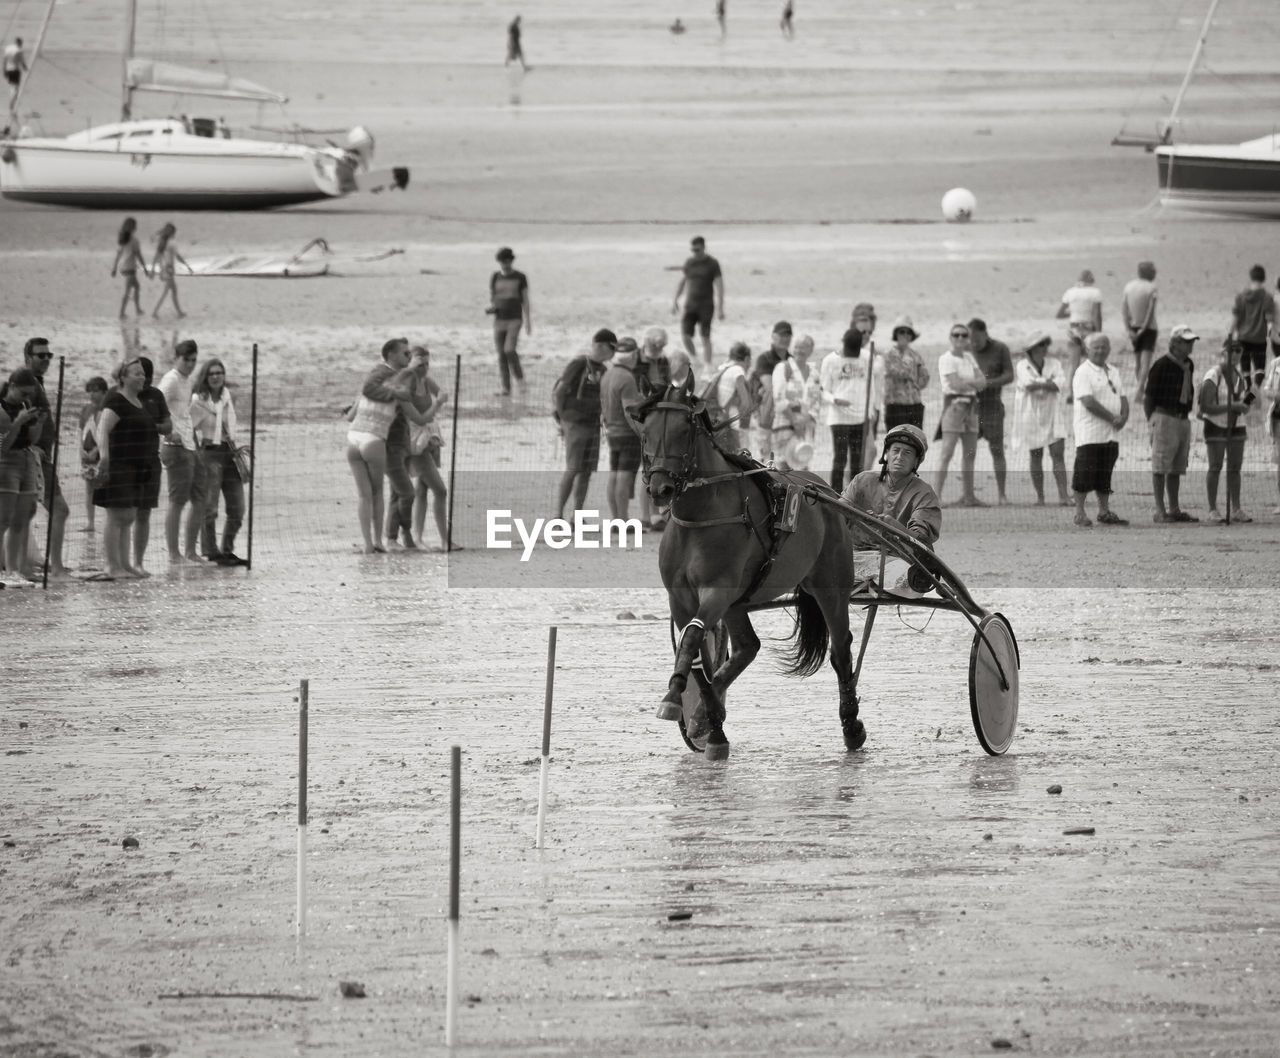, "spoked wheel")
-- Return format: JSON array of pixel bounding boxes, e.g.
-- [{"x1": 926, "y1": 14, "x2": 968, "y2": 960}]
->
[
  {"x1": 668, "y1": 619, "x2": 728, "y2": 753},
  {"x1": 969, "y1": 612, "x2": 1020, "y2": 755}
]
